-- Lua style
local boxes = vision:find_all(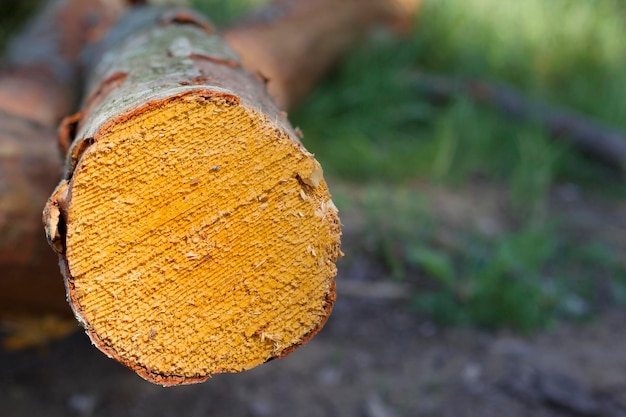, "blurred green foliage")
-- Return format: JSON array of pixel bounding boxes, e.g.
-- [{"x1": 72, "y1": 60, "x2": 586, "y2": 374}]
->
[
  {"x1": 296, "y1": 0, "x2": 626, "y2": 184},
  {"x1": 0, "y1": 0, "x2": 39, "y2": 51},
  {"x1": 291, "y1": 0, "x2": 626, "y2": 331},
  {"x1": 410, "y1": 229, "x2": 561, "y2": 332}
]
